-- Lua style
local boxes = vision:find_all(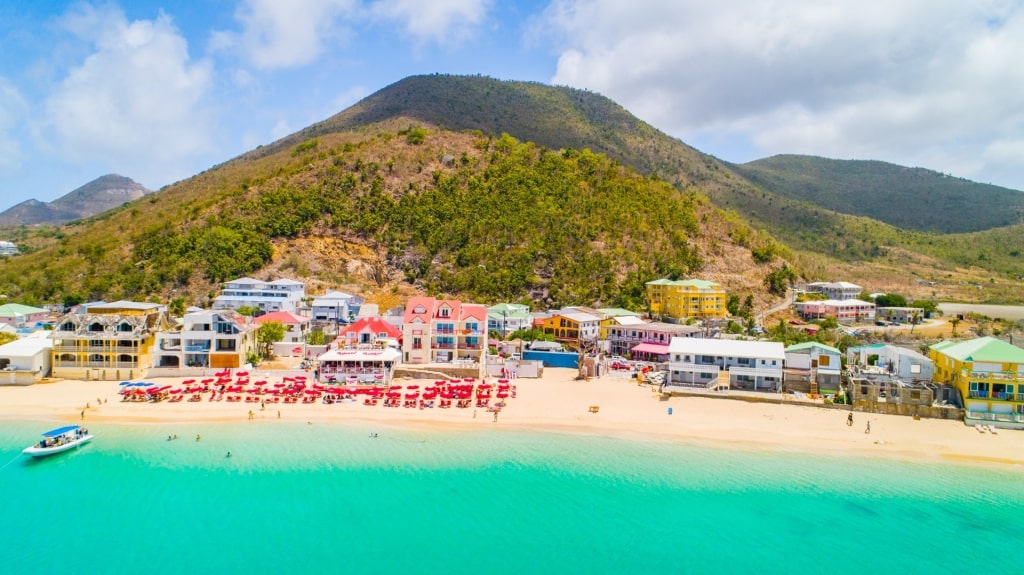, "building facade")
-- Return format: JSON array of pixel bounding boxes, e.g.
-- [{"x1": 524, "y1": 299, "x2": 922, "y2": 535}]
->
[
  {"x1": 311, "y1": 290, "x2": 363, "y2": 323},
  {"x1": 783, "y1": 342, "x2": 842, "y2": 392},
  {"x1": 667, "y1": 338, "x2": 784, "y2": 391},
  {"x1": 805, "y1": 281, "x2": 863, "y2": 300},
  {"x1": 335, "y1": 317, "x2": 402, "y2": 348},
  {"x1": 153, "y1": 309, "x2": 258, "y2": 370},
  {"x1": 487, "y1": 303, "x2": 532, "y2": 337},
  {"x1": 607, "y1": 321, "x2": 702, "y2": 360},
  {"x1": 538, "y1": 310, "x2": 602, "y2": 350},
  {"x1": 50, "y1": 301, "x2": 169, "y2": 381},
  {"x1": 794, "y1": 299, "x2": 876, "y2": 323},
  {"x1": 212, "y1": 277, "x2": 306, "y2": 315},
  {"x1": 401, "y1": 297, "x2": 488, "y2": 364},
  {"x1": 929, "y1": 337, "x2": 1024, "y2": 427},
  {"x1": 0, "y1": 303, "x2": 49, "y2": 329},
  {"x1": 645, "y1": 279, "x2": 727, "y2": 320}
]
